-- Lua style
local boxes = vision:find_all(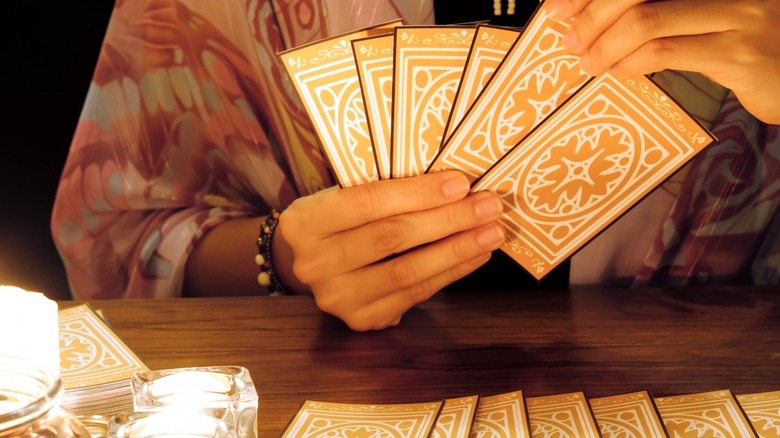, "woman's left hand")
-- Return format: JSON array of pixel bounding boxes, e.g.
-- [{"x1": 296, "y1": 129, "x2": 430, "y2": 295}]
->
[{"x1": 547, "y1": 0, "x2": 780, "y2": 125}]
